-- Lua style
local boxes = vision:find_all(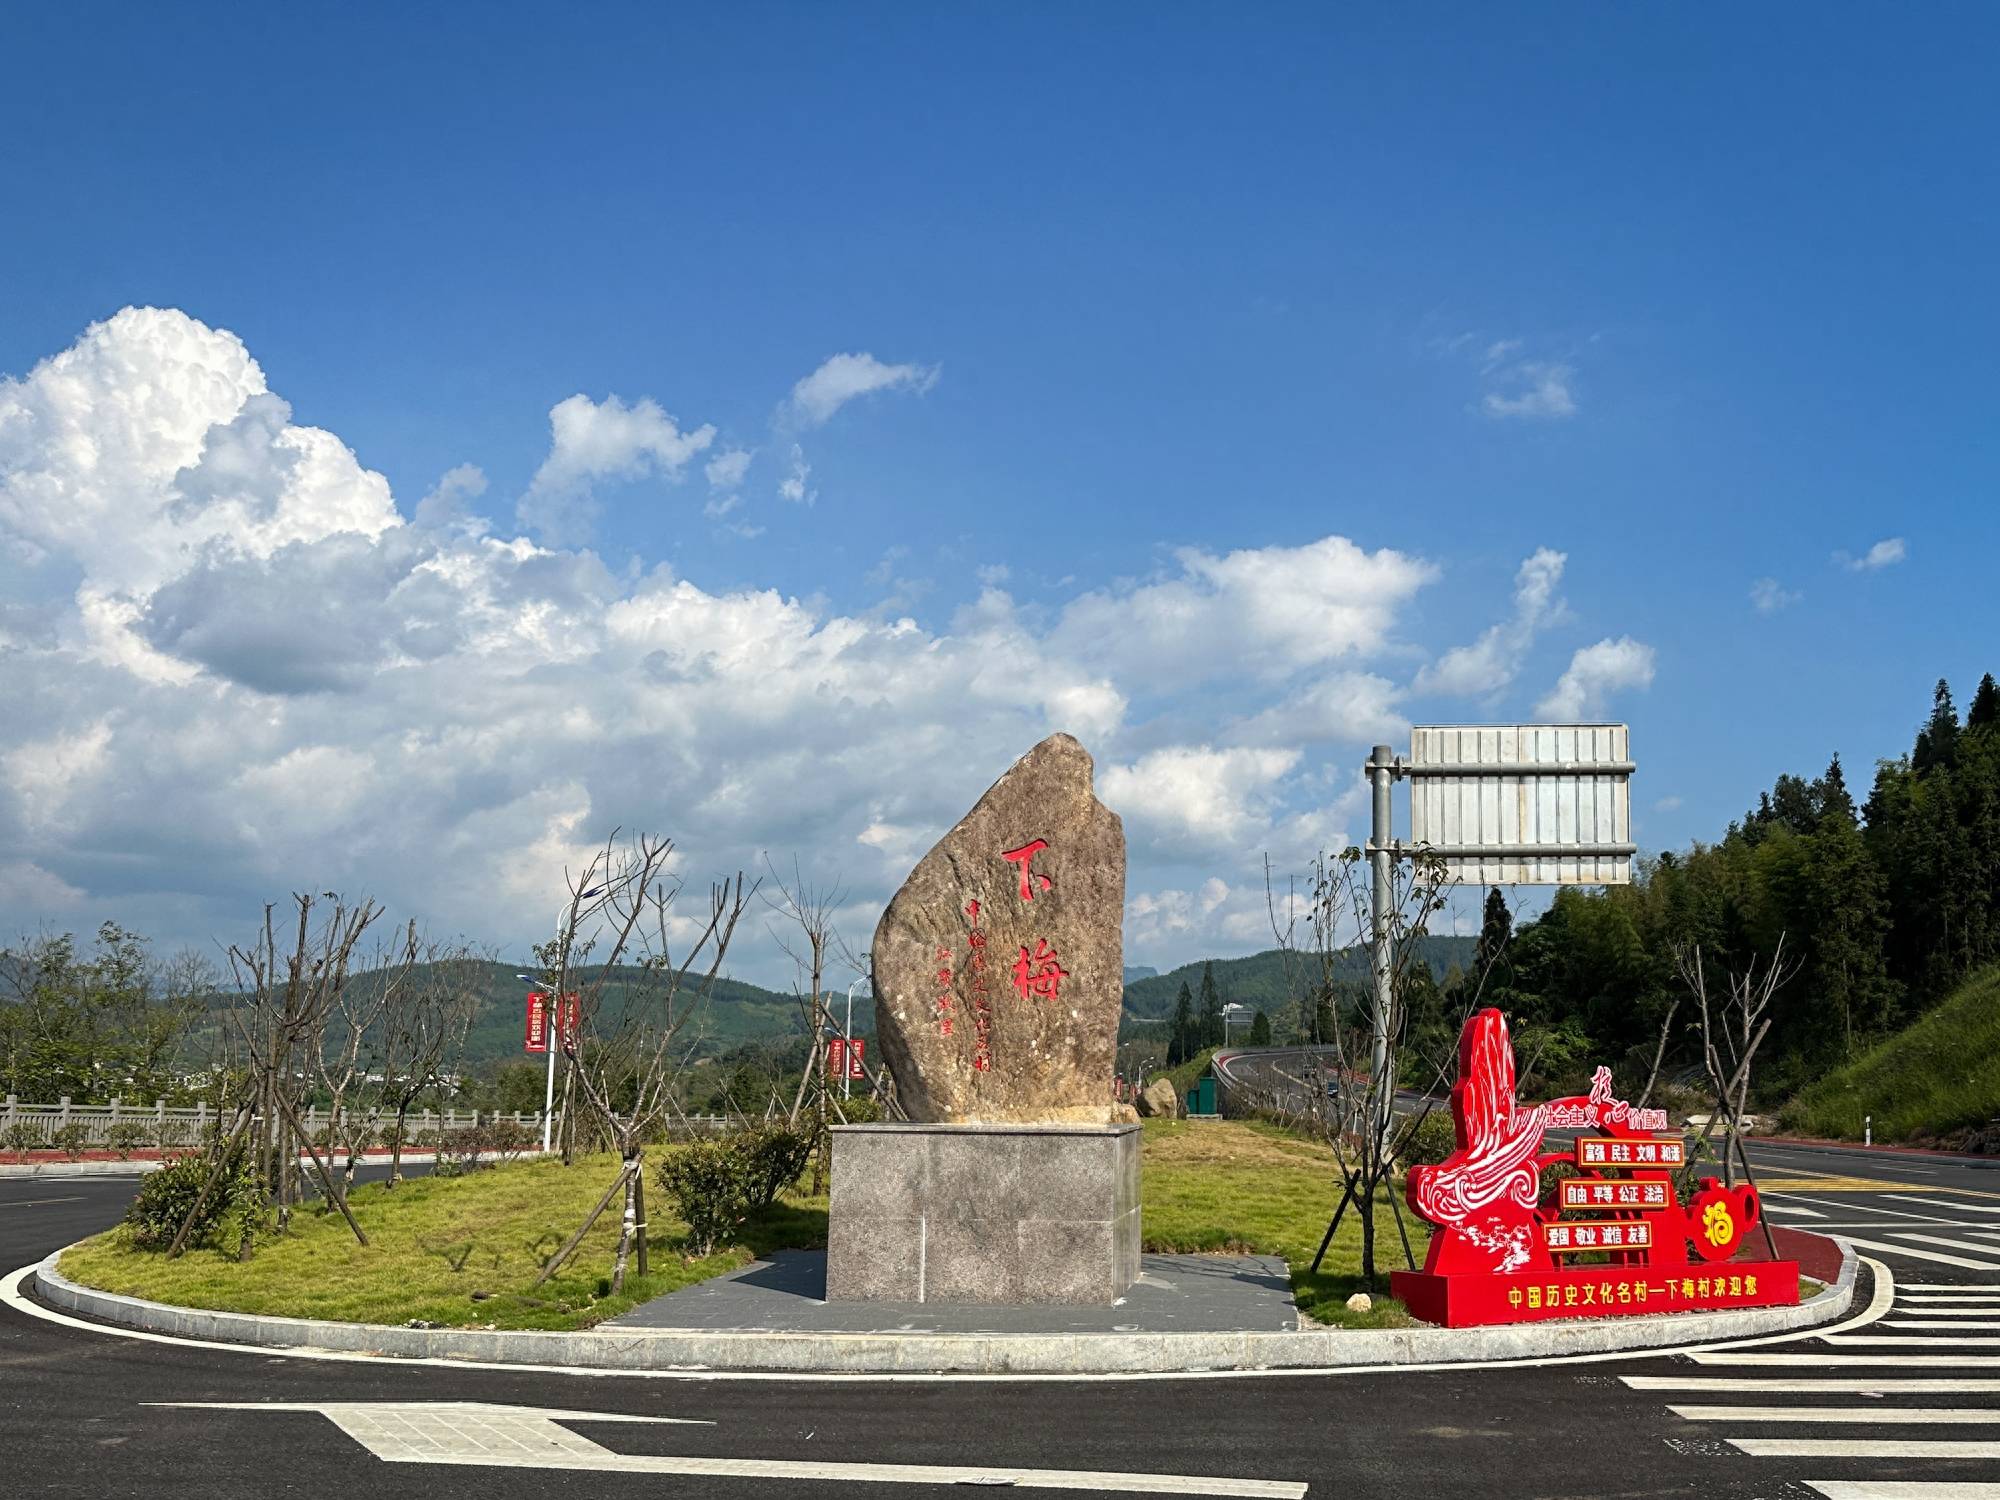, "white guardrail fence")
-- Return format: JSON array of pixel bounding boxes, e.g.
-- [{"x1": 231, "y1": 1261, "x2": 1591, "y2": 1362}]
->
[{"x1": 1, "y1": 1095, "x2": 736, "y2": 1150}]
